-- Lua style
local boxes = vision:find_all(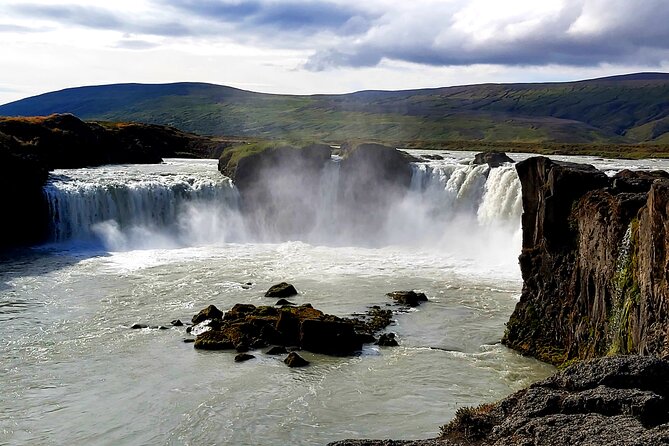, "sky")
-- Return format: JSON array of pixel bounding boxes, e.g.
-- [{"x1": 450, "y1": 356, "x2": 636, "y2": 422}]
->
[{"x1": 1, "y1": 0, "x2": 669, "y2": 104}]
